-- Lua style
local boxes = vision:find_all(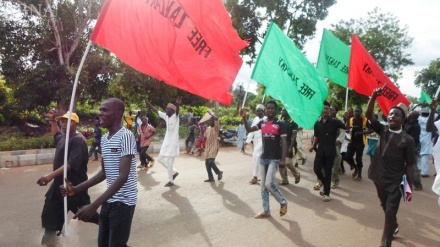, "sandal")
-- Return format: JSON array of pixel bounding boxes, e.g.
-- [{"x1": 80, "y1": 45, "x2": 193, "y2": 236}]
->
[
  {"x1": 295, "y1": 173, "x2": 301, "y2": 184},
  {"x1": 254, "y1": 212, "x2": 271, "y2": 219},
  {"x1": 249, "y1": 177, "x2": 258, "y2": 184},
  {"x1": 313, "y1": 183, "x2": 322, "y2": 190},
  {"x1": 331, "y1": 184, "x2": 338, "y2": 189},
  {"x1": 280, "y1": 202, "x2": 288, "y2": 216}
]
